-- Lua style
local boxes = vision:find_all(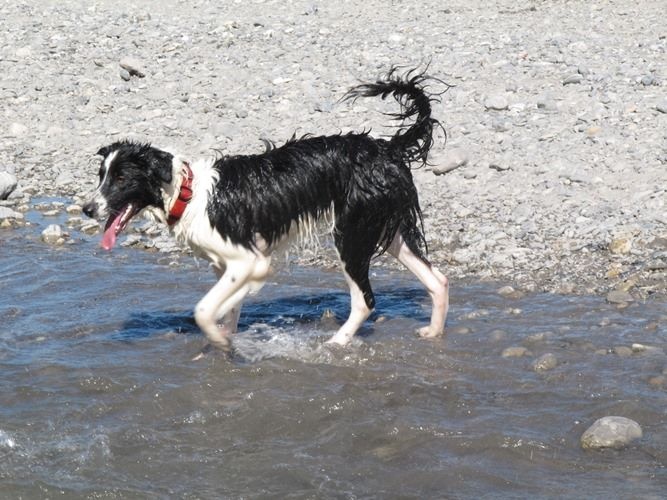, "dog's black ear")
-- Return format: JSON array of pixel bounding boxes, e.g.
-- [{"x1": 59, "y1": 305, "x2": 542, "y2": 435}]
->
[
  {"x1": 97, "y1": 145, "x2": 112, "y2": 158},
  {"x1": 149, "y1": 149, "x2": 174, "y2": 184}
]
